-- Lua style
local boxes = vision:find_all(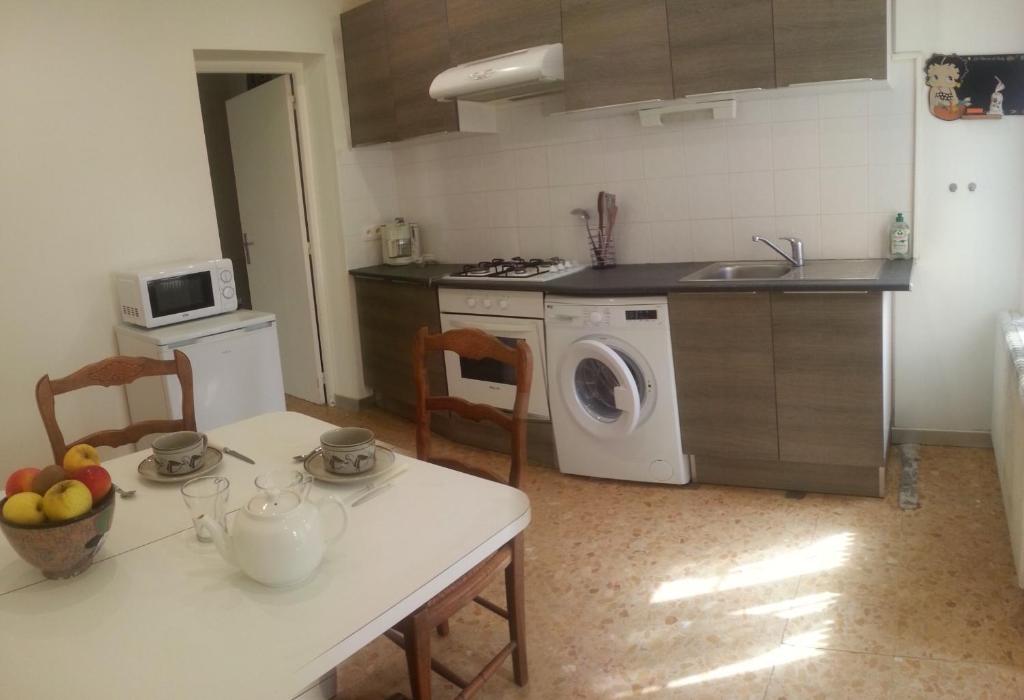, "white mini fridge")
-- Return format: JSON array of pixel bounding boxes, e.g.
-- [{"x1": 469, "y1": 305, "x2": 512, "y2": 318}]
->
[{"x1": 115, "y1": 310, "x2": 286, "y2": 432}]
